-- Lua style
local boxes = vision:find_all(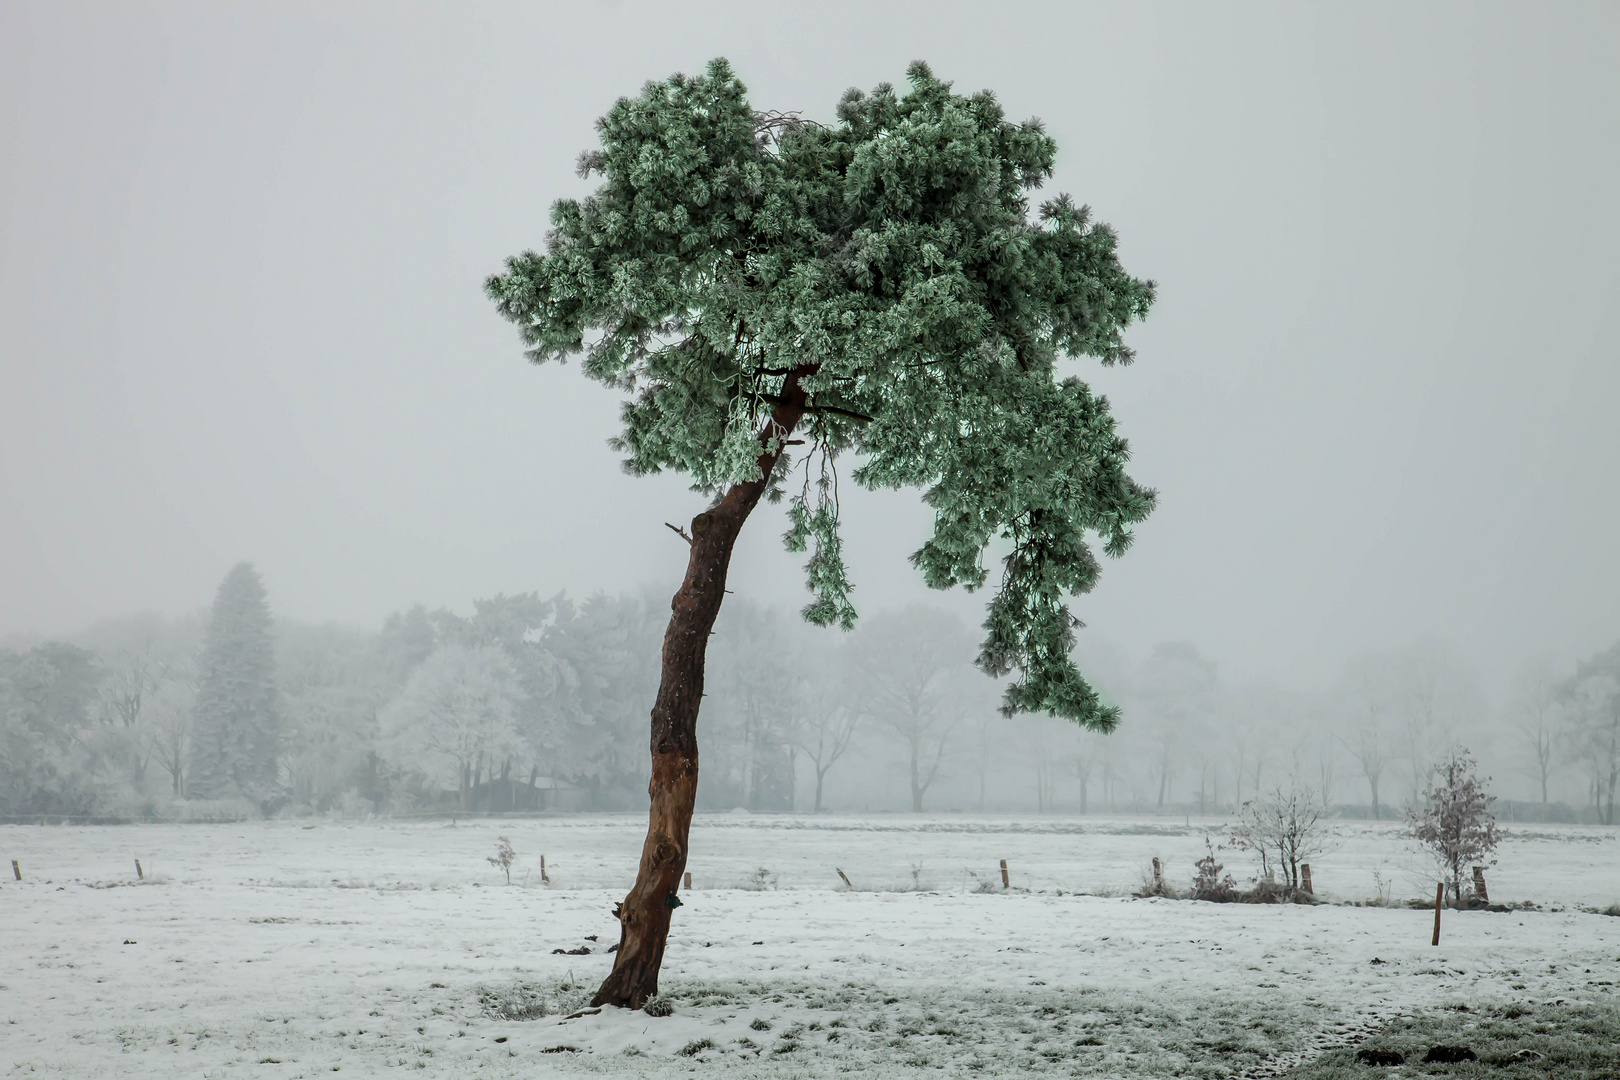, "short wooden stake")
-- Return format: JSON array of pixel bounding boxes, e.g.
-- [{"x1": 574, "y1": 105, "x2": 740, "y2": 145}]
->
[
  {"x1": 1300, "y1": 864, "x2": 1313, "y2": 895},
  {"x1": 1431, "y1": 882, "x2": 1444, "y2": 946},
  {"x1": 1472, "y1": 866, "x2": 1488, "y2": 904},
  {"x1": 1000, "y1": 859, "x2": 1010, "y2": 888},
  {"x1": 836, "y1": 867, "x2": 853, "y2": 889},
  {"x1": 540, "y1": 855, "x2": 549, "y2": 884},
  {"x1": 11, "y1": 860, "x2": 19, "y2": 880},
  {"x1": 1151, "y1": 857, "x2": 1163, "y2": 889},
  {"x1": 683, "y1": 871, "x2": 692, "y2": 890},
  {"x1": 135, "y1": 859, "x2": 143, "y2": 880}
]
